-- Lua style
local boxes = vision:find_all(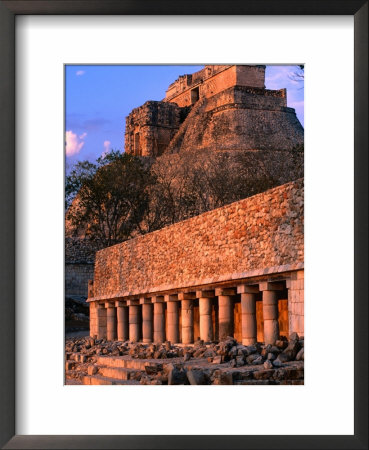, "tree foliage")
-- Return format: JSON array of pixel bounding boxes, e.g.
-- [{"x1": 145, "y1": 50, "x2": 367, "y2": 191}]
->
[
  {"x1": 66, "y1": 147, "x2": 304, "y2": 247},
  {"x1": 66, "y1": 151, "x2": 153, "y2": 247}
]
